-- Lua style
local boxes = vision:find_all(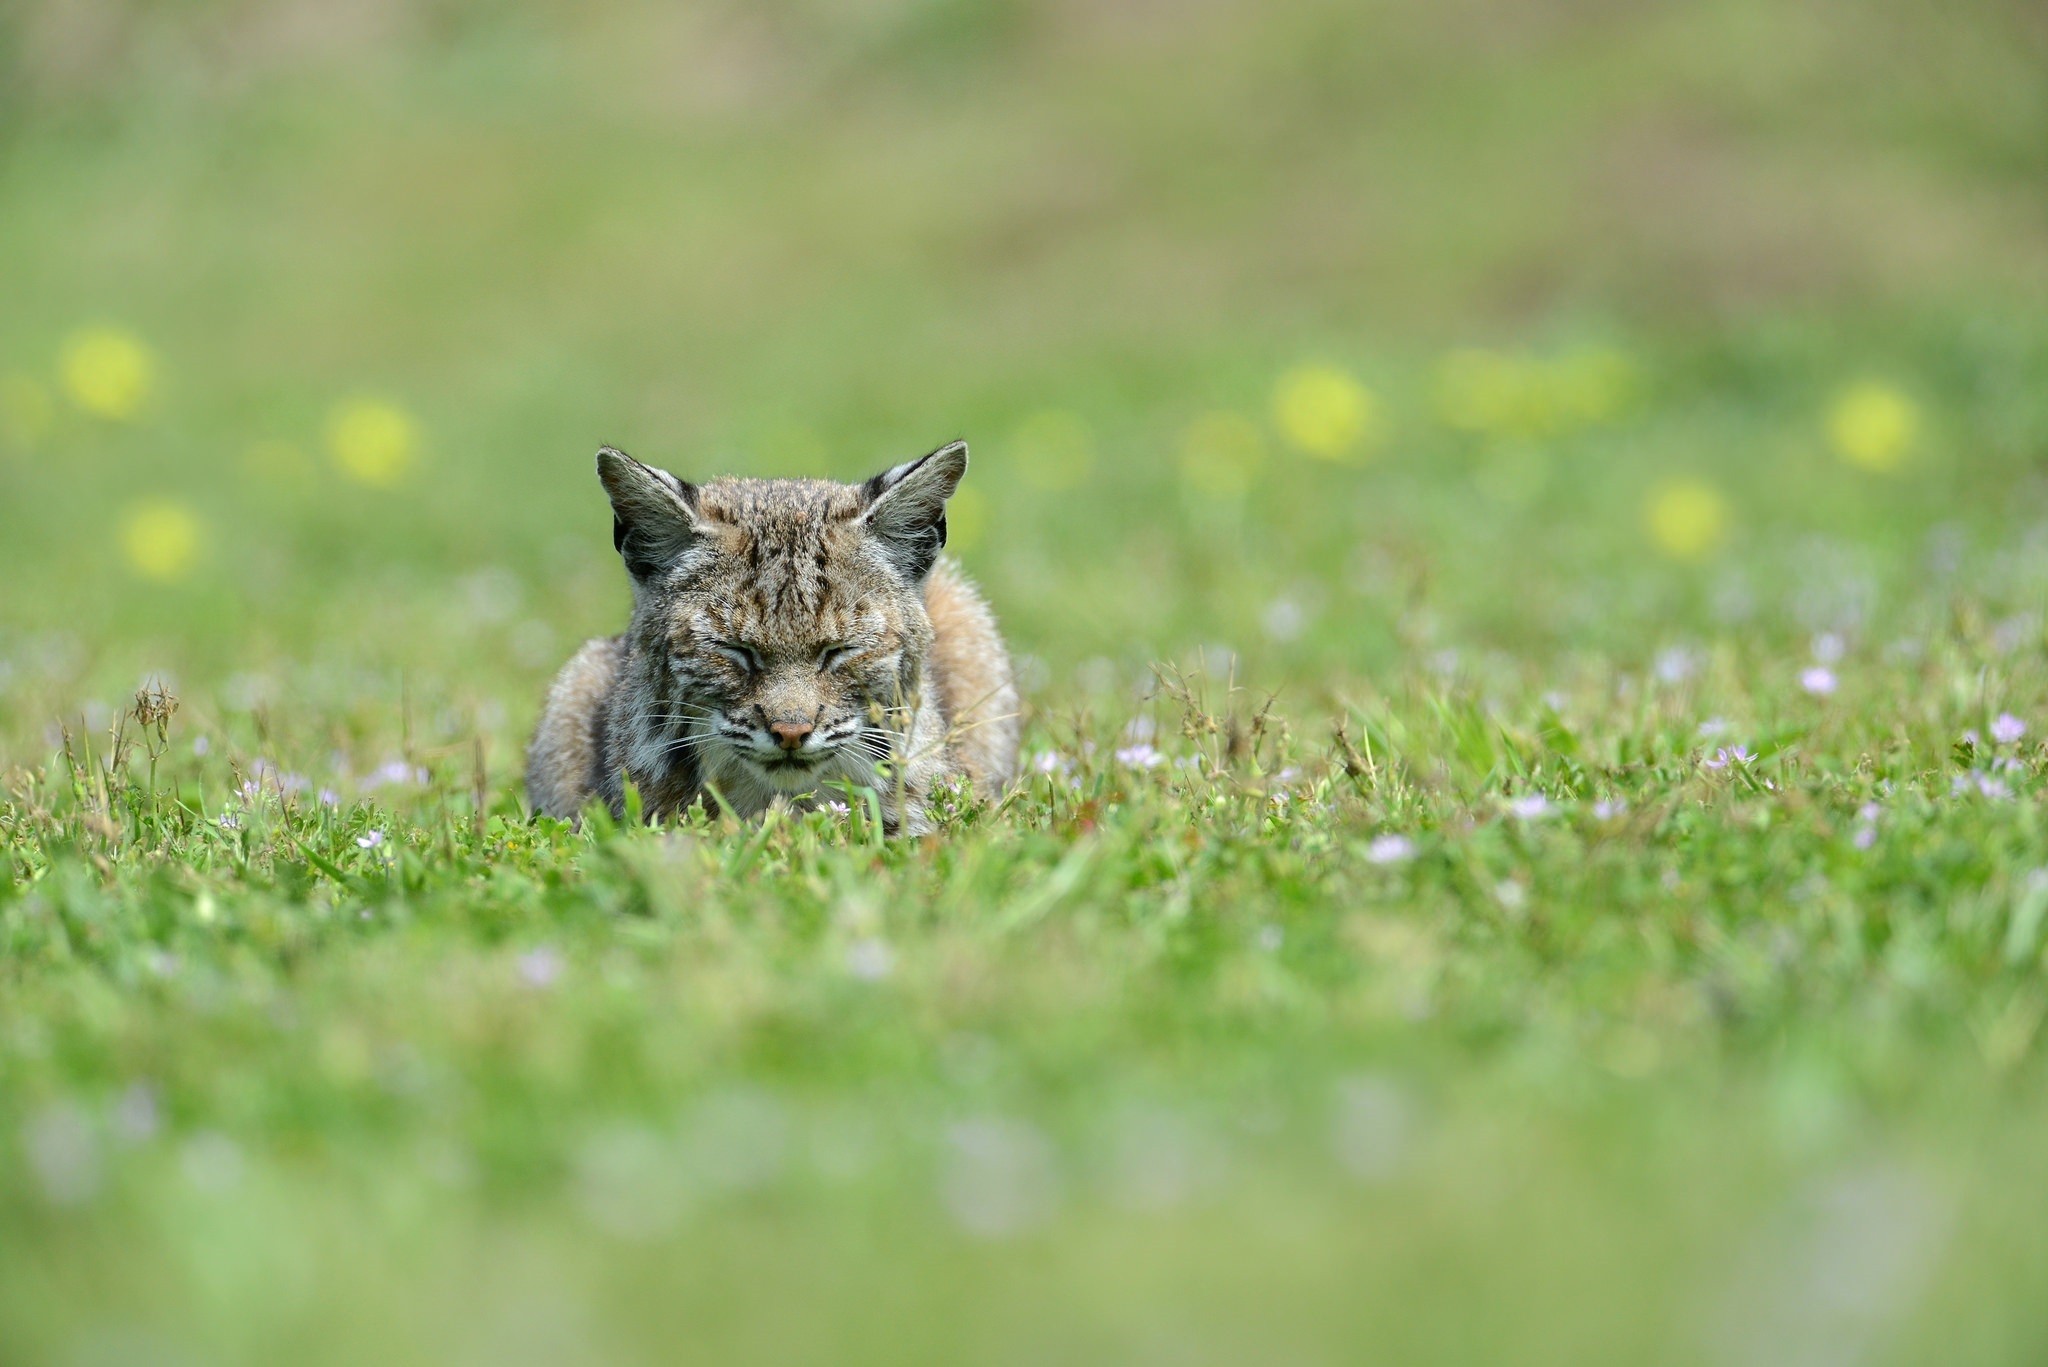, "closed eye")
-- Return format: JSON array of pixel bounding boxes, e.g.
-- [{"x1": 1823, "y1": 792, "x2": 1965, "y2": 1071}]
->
[
  {"x1": 817, "y1": 643, "x2": 861, "y2": 672},
  {"x1": 710, "y1": 641, "x2": 765, "y2": 672}
]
